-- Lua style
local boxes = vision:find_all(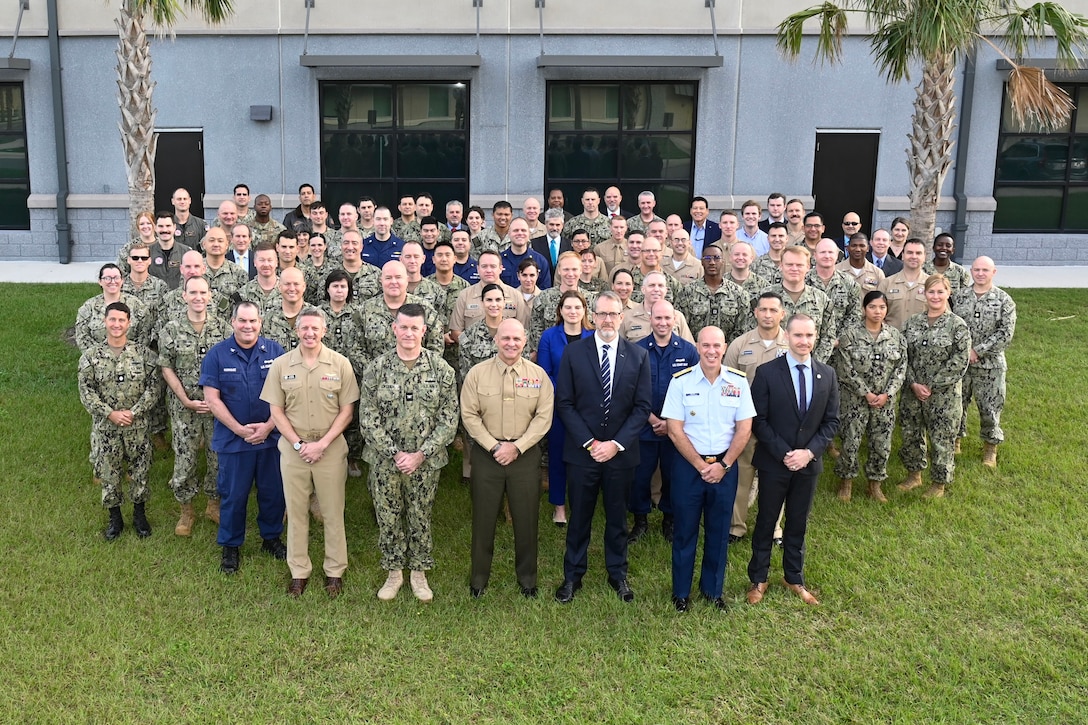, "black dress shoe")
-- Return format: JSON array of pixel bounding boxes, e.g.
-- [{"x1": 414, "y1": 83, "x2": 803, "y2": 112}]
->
[
  {"x1": 521, "y1": 586, "x2": 538, "y2": 599},
  {"x1": 132, "y1": 502, "x2": 152, "y2": 538},
  {"x1": 773, "y1": 537, "x2": 784, "y2": 548},
  {"x1": 470, "y1": 586, "x2": 486, "y2": 599},
  {"x1": 627, "y1": 514, "x2": 648, "y2": 544},
  {"x1": 711, "y1": 596, "x2": 728, "y2": 611},
  {"x1": 220, "y1": 546, "x2": 240, "y2": 575},
  {"x1": 673, "y1": 596, "x2": 690, "y2": 612},
  {"x1": 661, "y1": 514, "x2": 674, "y2": 542},
  {"x1": 261, "y1": 537, "x2": 287, "y2": 560},
  {"x1": 607, "y1": 577, "x2": 635, "y2": 603},
  {"x1": 103, "y1": 507, "x2": 124, "y2": 541},
  {"x1": 728, "y1": 534, "x2": 742, "y2": 544},
  {"x1": 554, "y1": 580, "x2": 581, "y2": 603}
]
